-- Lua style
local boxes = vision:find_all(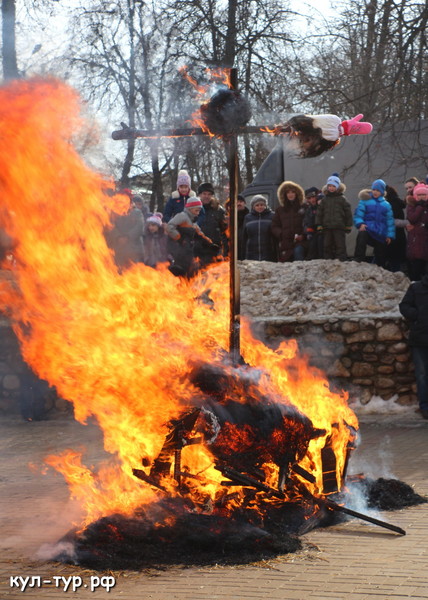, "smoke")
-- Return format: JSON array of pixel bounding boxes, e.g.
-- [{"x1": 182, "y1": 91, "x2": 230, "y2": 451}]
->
[{"x1": 1, "y1": 495, "x2": 84, "y2": 558}]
